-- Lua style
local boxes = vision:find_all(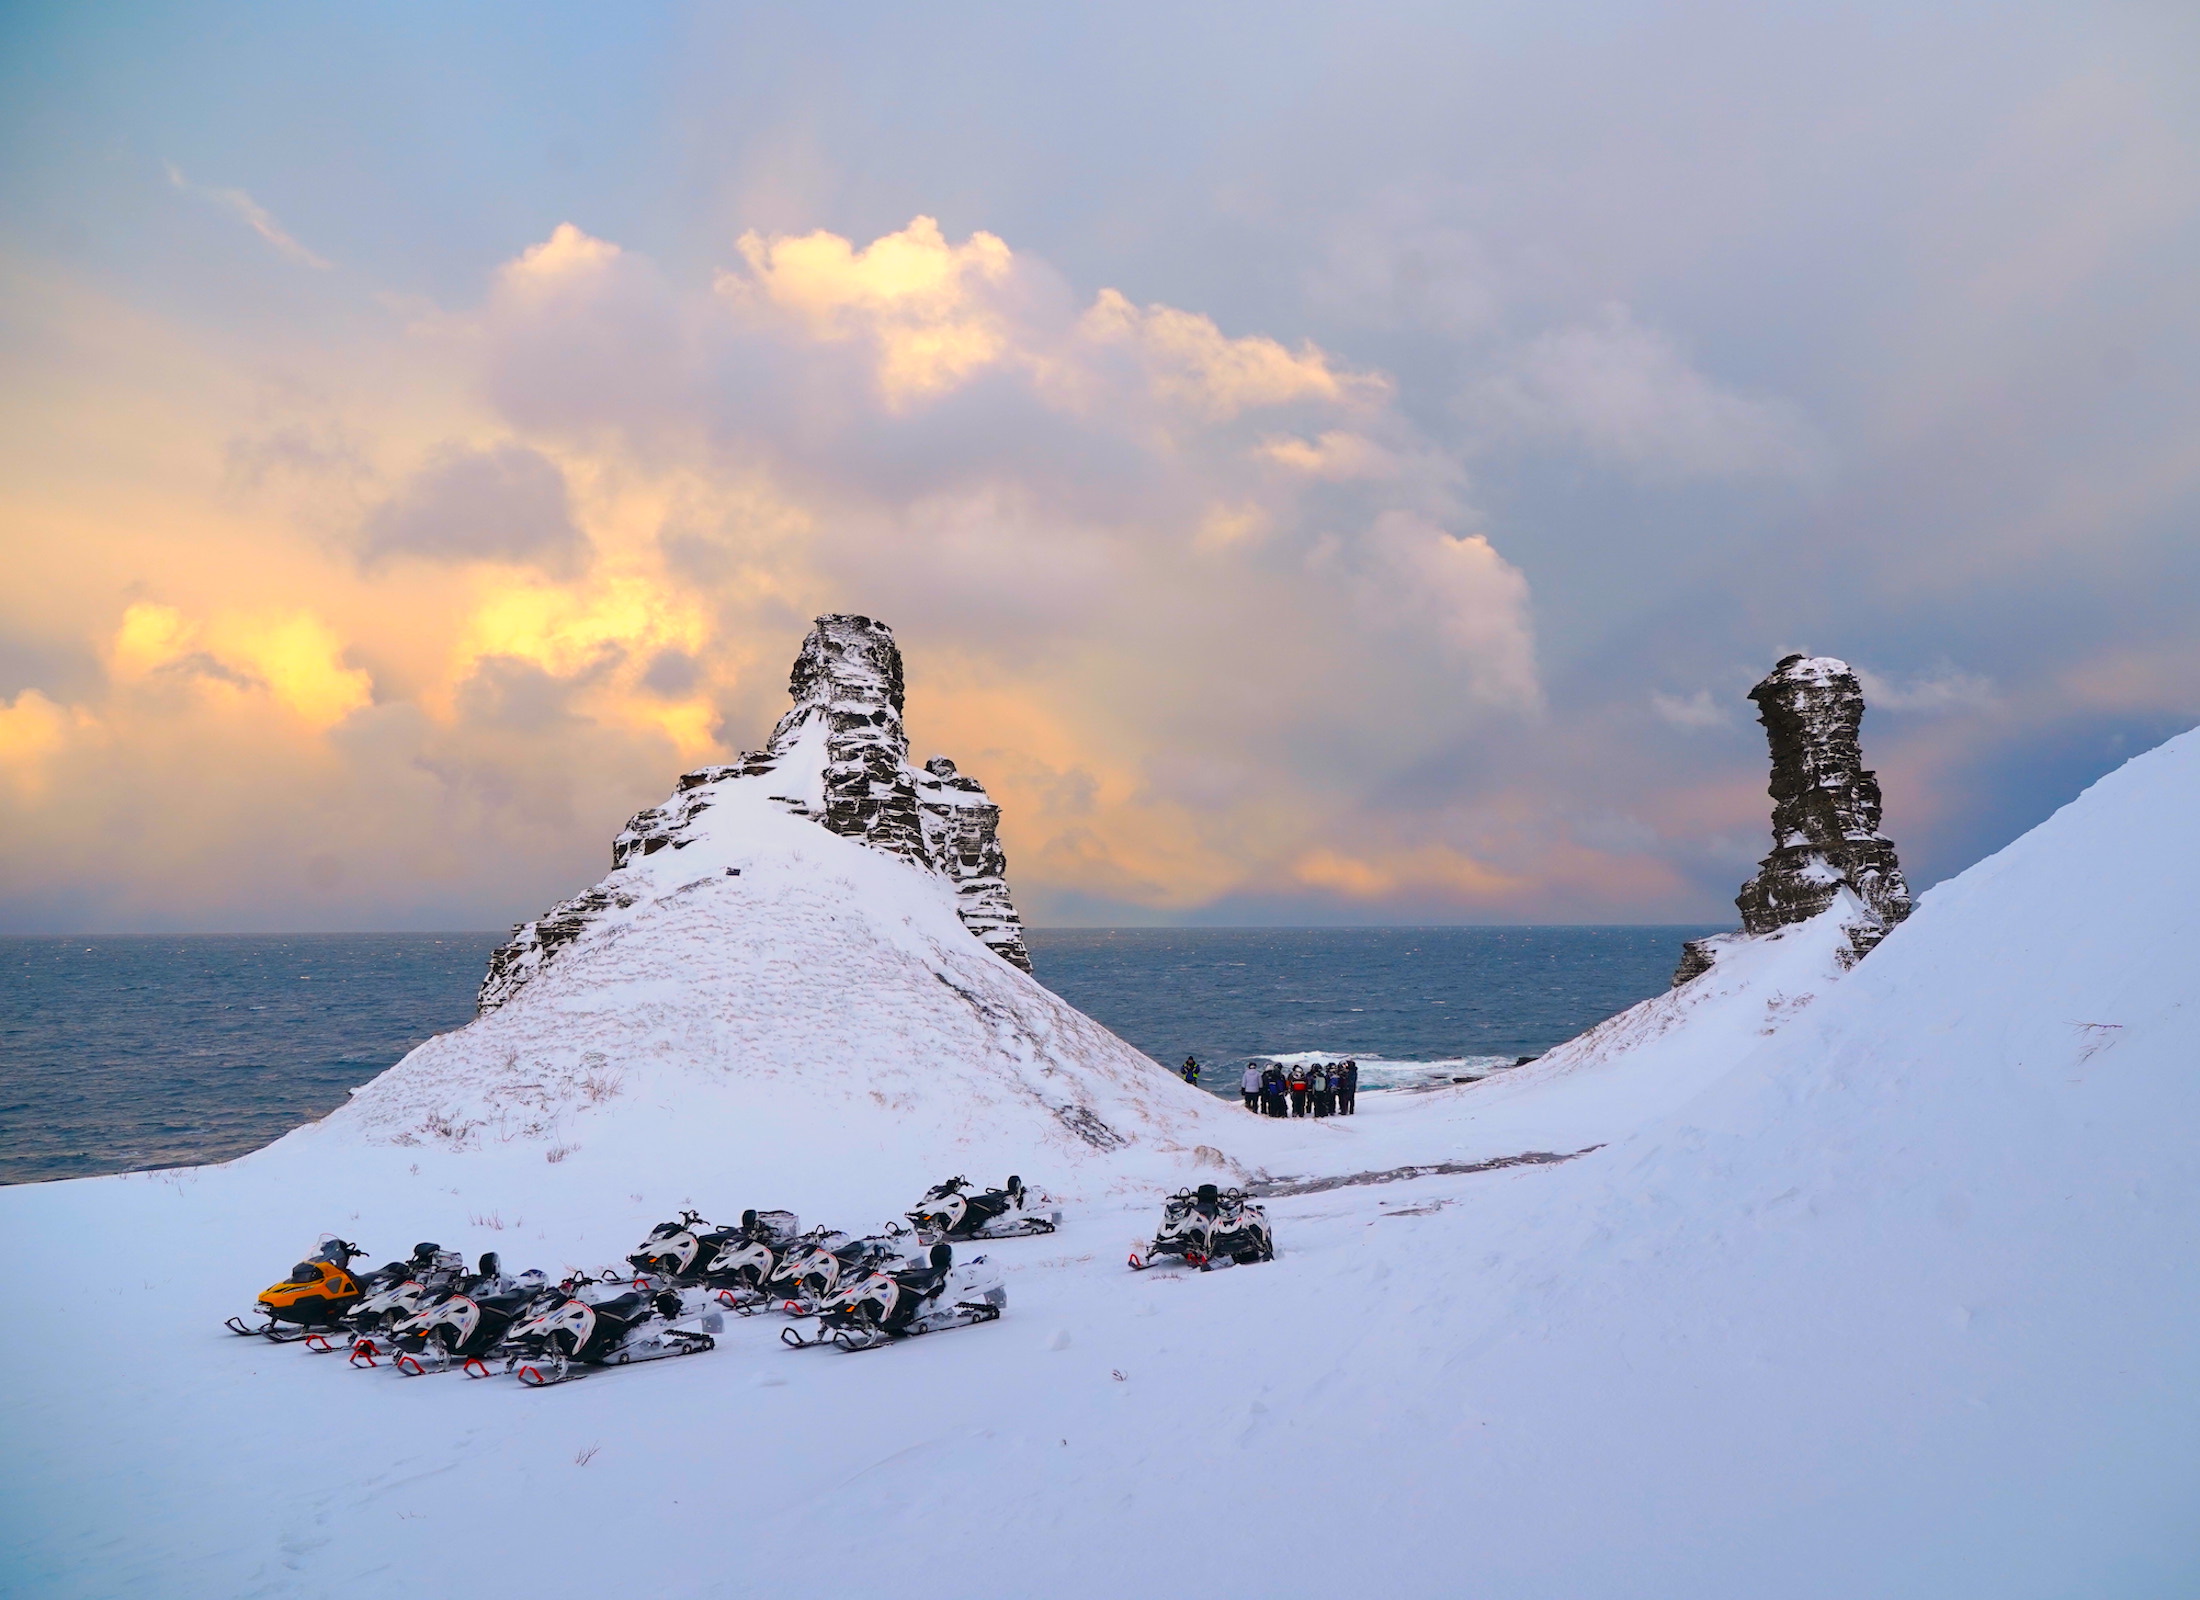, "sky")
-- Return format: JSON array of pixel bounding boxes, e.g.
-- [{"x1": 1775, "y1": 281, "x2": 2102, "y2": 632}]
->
[{"x1": 1, "y1": 1, "x2": 2196, "y2": 933}]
